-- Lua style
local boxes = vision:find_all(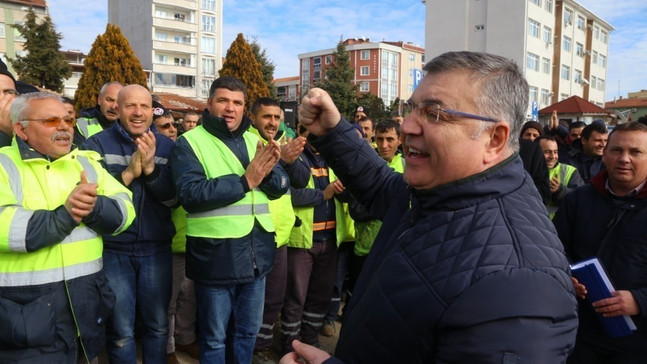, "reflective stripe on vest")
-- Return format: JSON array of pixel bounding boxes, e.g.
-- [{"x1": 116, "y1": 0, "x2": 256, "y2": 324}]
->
[
  {"x1": 181, "y1": 126, "x2": 274, "y2": 238},
  {"x1": 0, "y1": 258, "x2": 102, "y2": 287},
  {"x1": 104, "y1": 154, "x2": 169, "y2": 167},
  {"x1": 0, "y1": 153, "x2": 23, "y2": 203},
  {"x1": 77, "y1": 117, "x2": 103, "y2": 139}
]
